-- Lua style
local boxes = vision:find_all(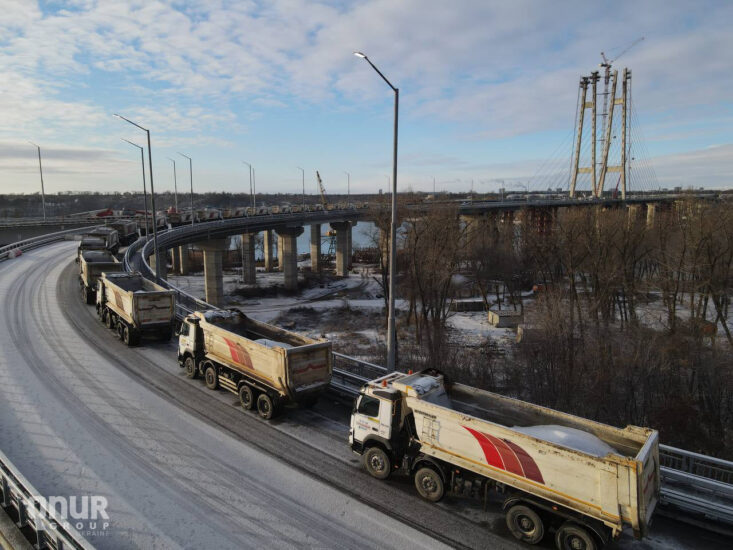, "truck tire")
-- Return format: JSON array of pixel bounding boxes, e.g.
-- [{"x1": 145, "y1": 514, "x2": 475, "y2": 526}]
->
[
  {"x1": 204, "y1": 365, "x2": 218, "y2": 390},
  {"x1": 256, "y1": 393, "x2": 276, "y2": 420},
  {"x1": 414, "y1": 467, "x2": 445, "y2": 502},
  {"x1": 122, "y1": 325, "x2": 132, "y2": 346},
  {"x1": 555, "y1": 522, "x2": 596, "y2": 550},
  {"x1": 117, "y1": 323, "x2": 125, "y2": 340},
  {"x1": 363, "y1": 446, "x2": 391, "y2": 480},
  {"x1": 505, "y1": 504, "x2": 544, "y2": 545},
  {"x1": 104, "y1": 309, "x2": 113, "y2": 329},
  {"x1": 184, "y1": 357, "x2": 198, "y2": 379},
  {"x1": 239, "y1": 384, "x2": 255, "y2": 410}
]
